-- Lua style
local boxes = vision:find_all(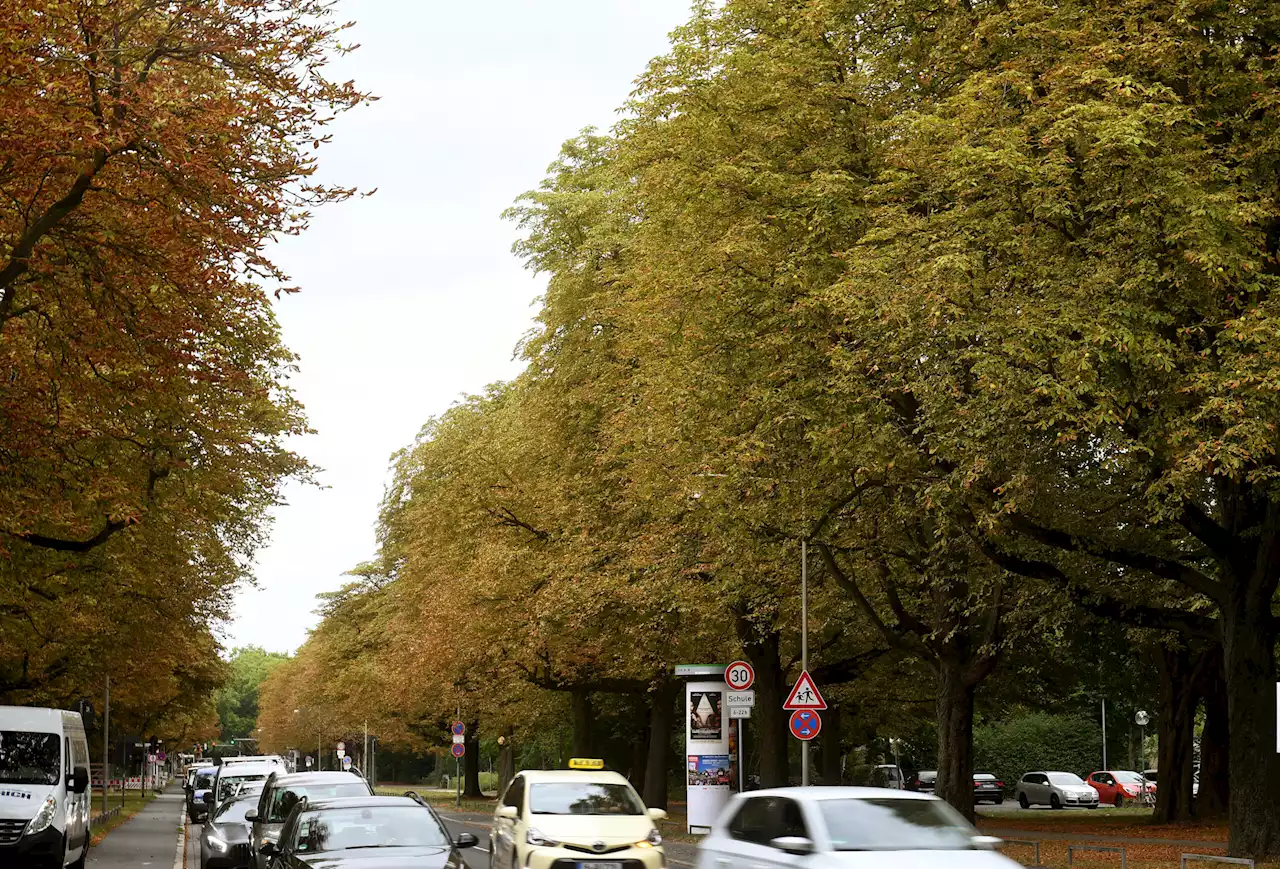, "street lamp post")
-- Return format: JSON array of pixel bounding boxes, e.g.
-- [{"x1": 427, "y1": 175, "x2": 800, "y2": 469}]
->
[{"x1": 1135, "y1": 710, "x2": 1150, "y2": 803}]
